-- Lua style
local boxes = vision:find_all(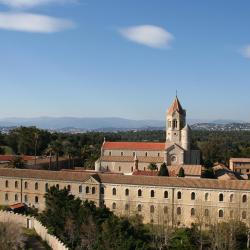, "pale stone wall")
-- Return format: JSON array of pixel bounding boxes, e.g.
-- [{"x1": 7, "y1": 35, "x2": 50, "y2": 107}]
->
[
  {"x1": 101, "y1": 183, "x2": 250, "y2": 227},
  {"x1": 103, "y1": 149, "x2": 163, "y2": 157},
  {"x1": 0, "y1": 211, "x2": 68, "y2": 250},
  {"x1": 1, "y1": 175, "x2": 249, "y2": 228},
  {"x1": 100, "y1": 161, "x2": 162, "y2": 173}
]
